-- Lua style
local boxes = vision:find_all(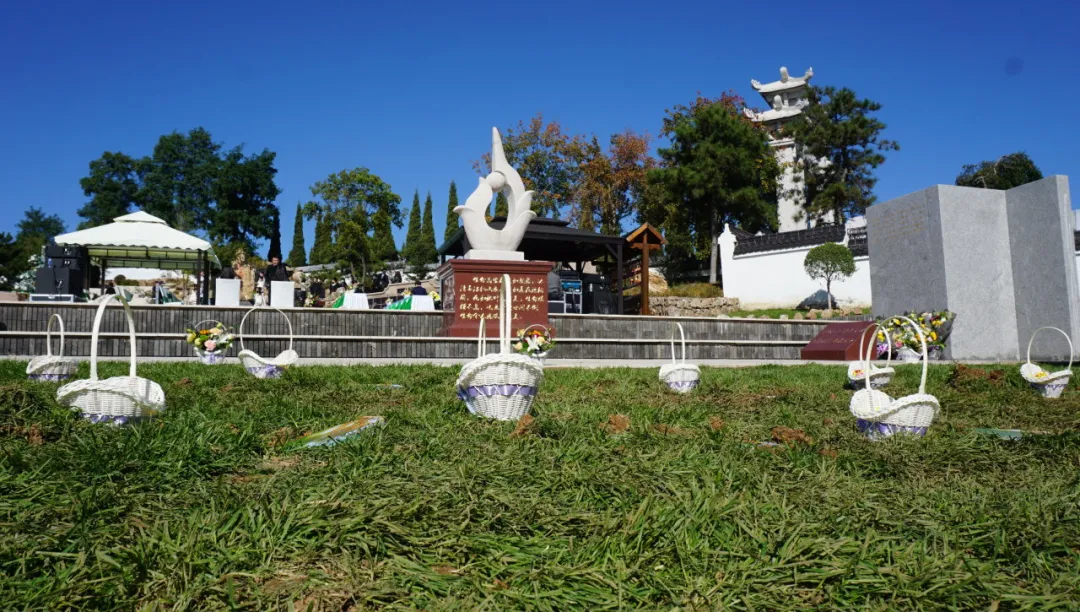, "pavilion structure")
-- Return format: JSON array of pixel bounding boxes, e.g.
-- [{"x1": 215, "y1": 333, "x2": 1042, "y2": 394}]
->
[
  {"x1": 53, "y1": 211, "x2": 220, "y2": 305},
  {"x1": 743, "y1": 66, "x2": 832, "y2": 232}
]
